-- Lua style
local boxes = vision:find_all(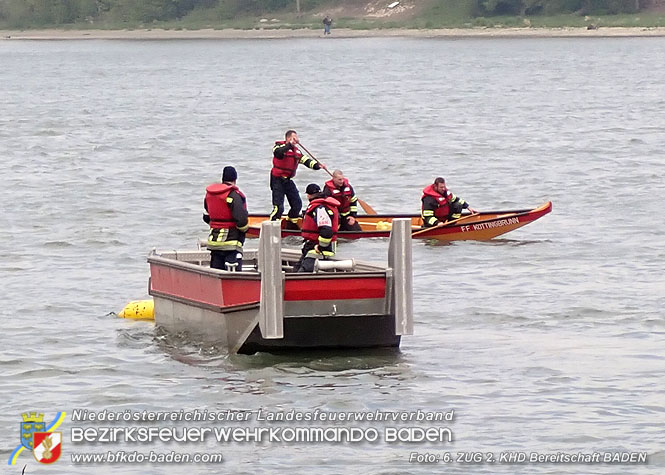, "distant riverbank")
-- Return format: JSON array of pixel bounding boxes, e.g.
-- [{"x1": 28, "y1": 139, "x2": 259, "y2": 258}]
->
[{"x1": 3, "y1": 26, "x2": 665, "y2": 40}]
